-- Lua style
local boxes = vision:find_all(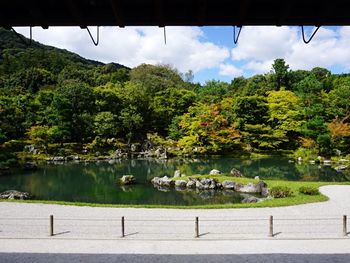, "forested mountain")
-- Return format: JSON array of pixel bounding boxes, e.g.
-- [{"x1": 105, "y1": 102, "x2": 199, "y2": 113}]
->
[{"x1": 1, "y1": 27, "x2": 350, "y2": 167}]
